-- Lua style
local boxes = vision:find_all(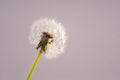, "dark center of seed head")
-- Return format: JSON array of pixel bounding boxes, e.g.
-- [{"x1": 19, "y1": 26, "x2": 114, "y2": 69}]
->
[{"x1": 42, "y1": 32, "x2": 53, "y2": 39}]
